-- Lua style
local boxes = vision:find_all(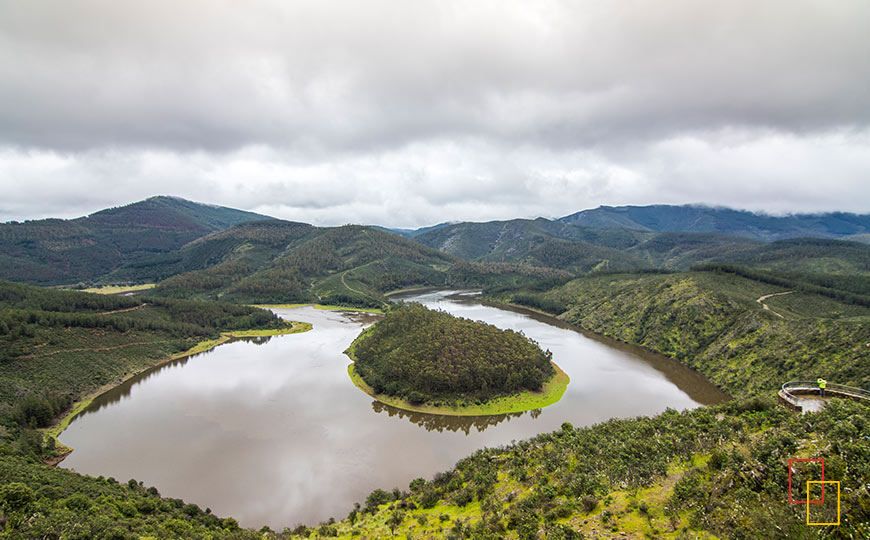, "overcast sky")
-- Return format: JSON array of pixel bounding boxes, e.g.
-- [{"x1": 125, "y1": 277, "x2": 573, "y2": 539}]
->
[{"x1": 1, "y1": 1, "x2": 868, "y2": 227}]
